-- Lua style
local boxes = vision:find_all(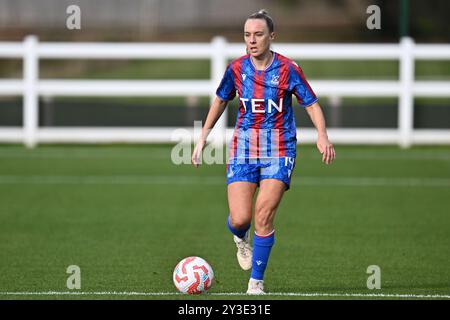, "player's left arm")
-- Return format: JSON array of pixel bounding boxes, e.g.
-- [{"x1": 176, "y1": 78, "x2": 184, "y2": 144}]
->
[{"x1": 305, "y1": 102, "x2": 336, "y2": 165}]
